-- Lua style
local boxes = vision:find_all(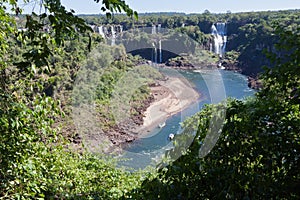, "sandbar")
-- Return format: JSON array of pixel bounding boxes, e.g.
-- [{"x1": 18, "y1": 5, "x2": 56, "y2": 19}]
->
[{"x1": 133, "y1": 76, "x2": 200, "y2": 135}]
